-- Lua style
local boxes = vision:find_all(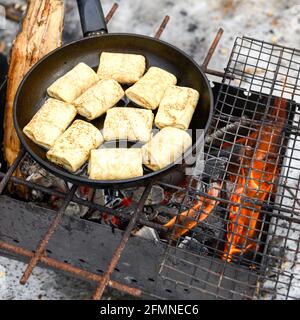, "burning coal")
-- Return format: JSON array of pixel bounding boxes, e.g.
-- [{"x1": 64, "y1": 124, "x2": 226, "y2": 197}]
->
[
  {"x1": 223, "y1": 96, "x2": 288, "y2": 262},
  {"x1": 164, "y1": 182, "x2": 221, "y2": 240}
]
